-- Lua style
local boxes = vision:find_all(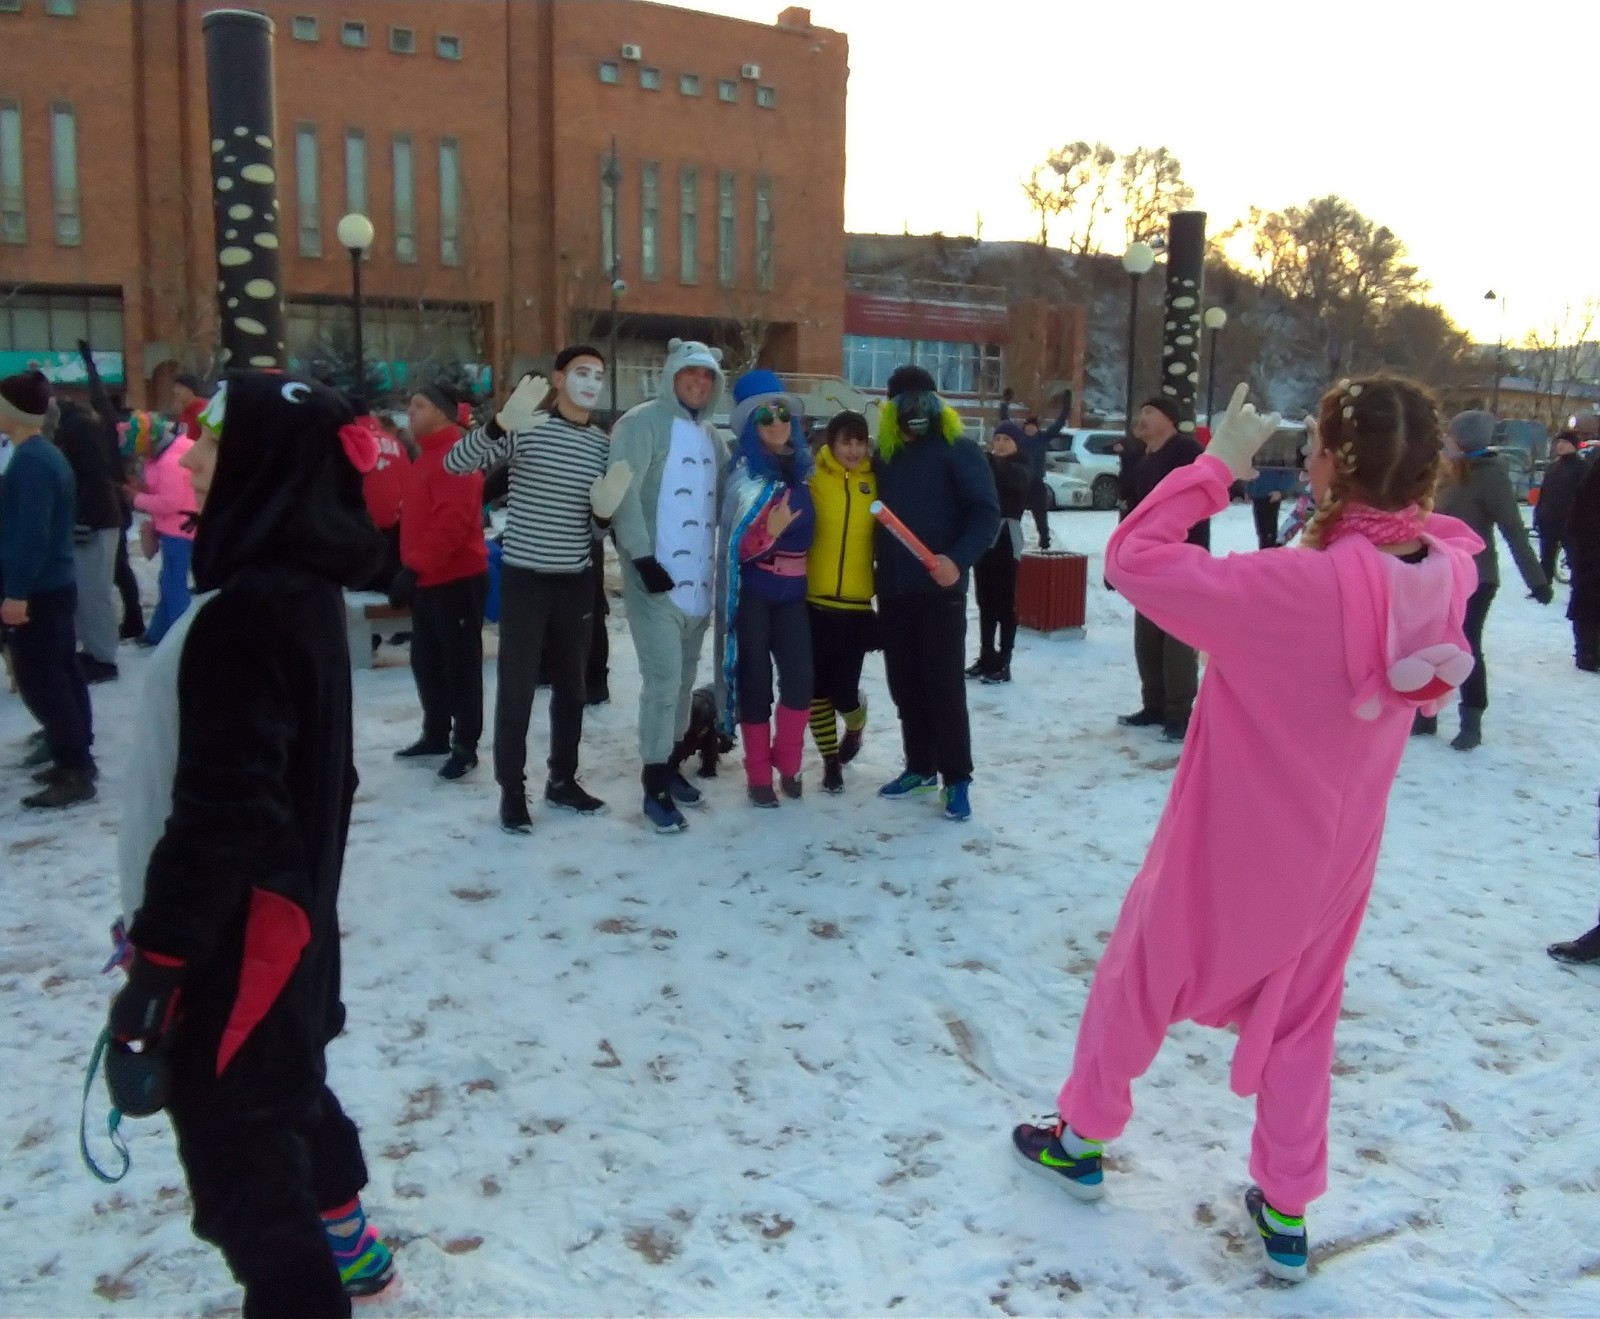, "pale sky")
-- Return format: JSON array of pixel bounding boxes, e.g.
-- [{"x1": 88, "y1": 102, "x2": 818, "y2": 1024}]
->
[{"x1": 701, "y1": 0, "x2": 1599, "y2": 347}]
